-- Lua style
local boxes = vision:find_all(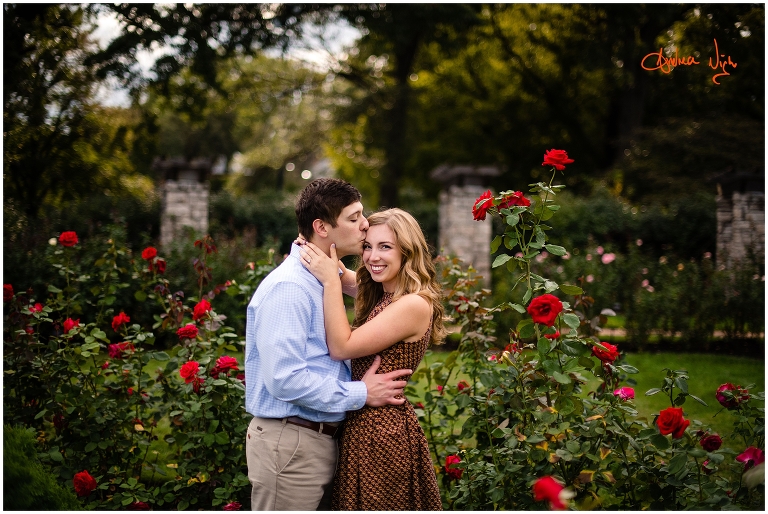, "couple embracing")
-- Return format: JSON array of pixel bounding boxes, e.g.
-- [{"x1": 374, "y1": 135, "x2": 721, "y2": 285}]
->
[{"x1": 244, "y1": 178, "x2": 445, "y2": 510}]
